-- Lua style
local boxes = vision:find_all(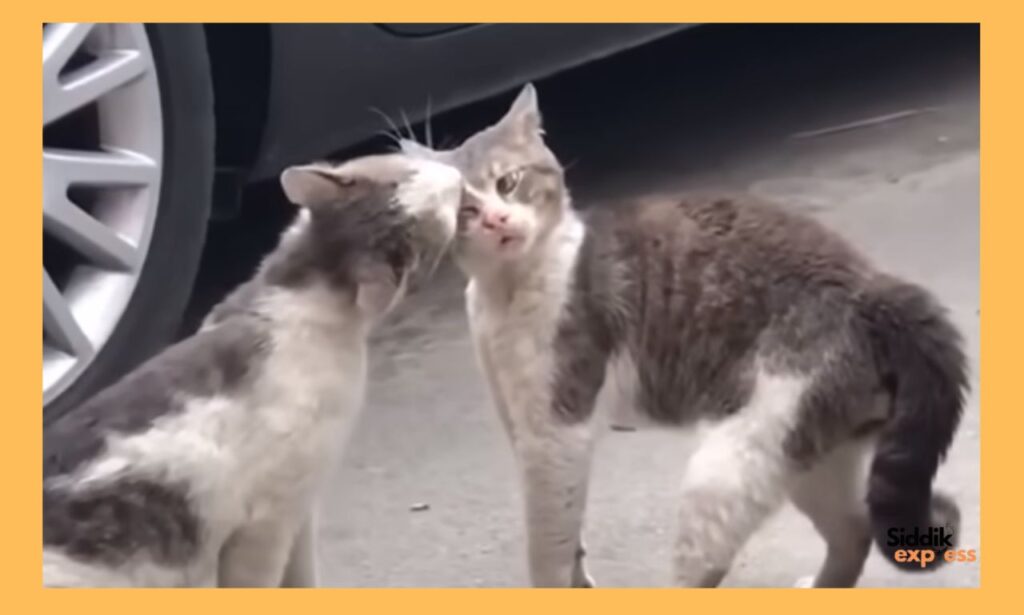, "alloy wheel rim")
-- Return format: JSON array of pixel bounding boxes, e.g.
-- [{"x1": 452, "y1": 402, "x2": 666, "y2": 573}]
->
[{"x1": 43, "y1": 23, "x2": 163, "y2": 405}]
